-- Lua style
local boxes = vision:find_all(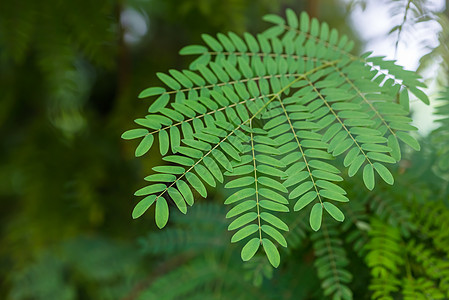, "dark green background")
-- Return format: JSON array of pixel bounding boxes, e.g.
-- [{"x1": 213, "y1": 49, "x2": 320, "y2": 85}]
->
[{"x1": 3, "y1": 1, "x2": 440, "y2": 299}]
